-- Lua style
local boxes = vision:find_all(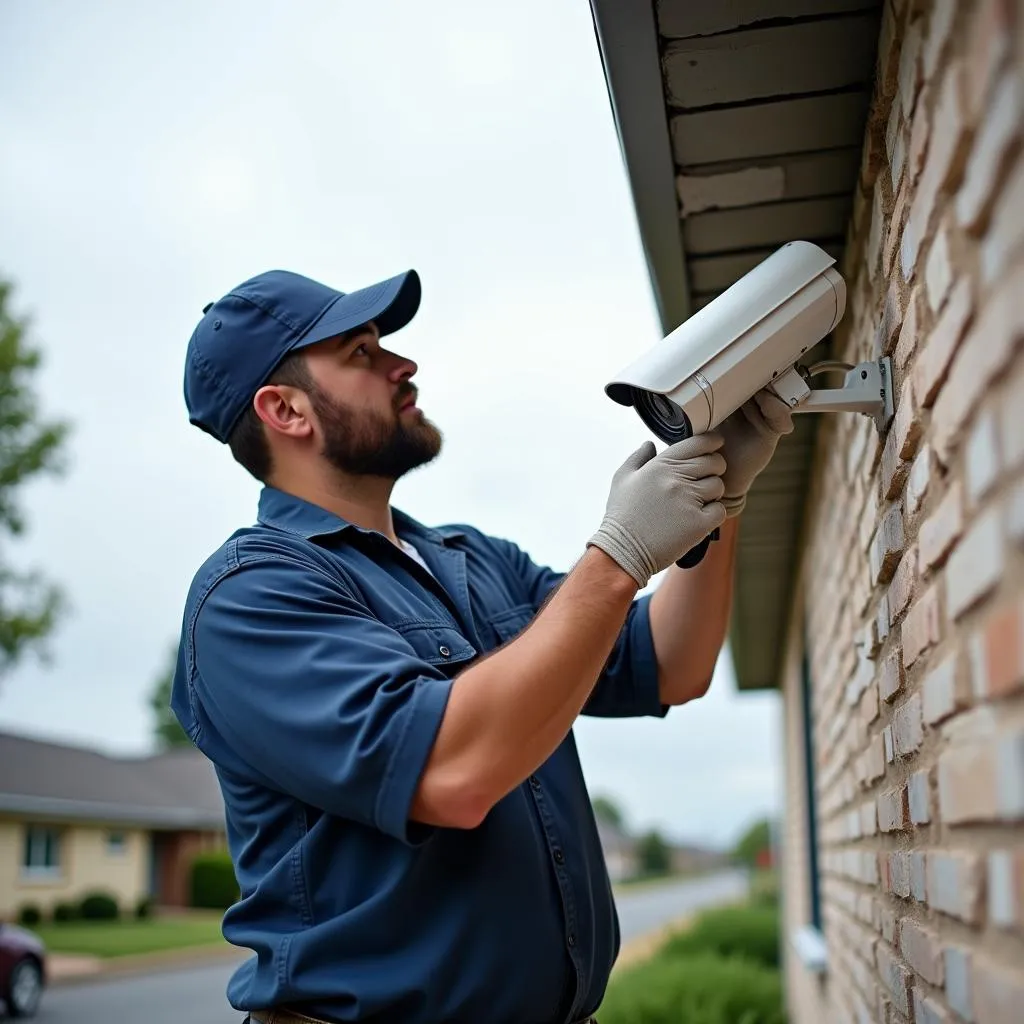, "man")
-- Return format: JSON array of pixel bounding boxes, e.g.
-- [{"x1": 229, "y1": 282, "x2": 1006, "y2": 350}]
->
[{"x1": 171, "y1": 267, "x2": 792, "y2": 1024}]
